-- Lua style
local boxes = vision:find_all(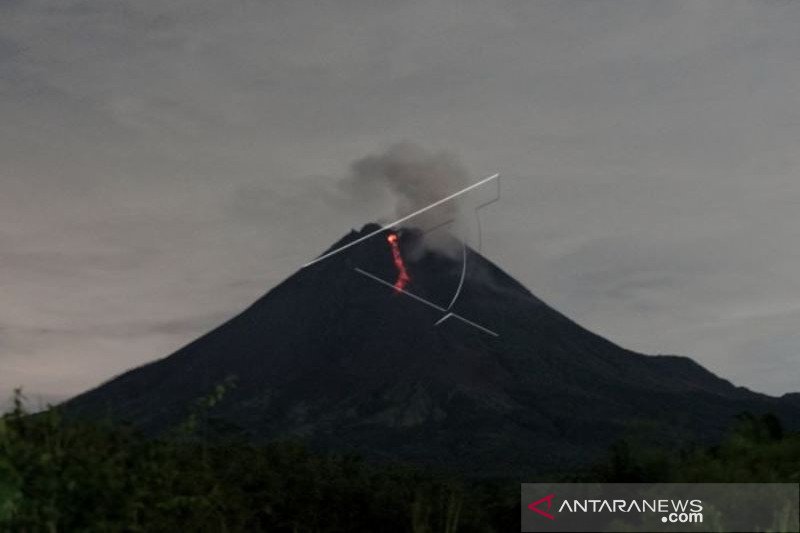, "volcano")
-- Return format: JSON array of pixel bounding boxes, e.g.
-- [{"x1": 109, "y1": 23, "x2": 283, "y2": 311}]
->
[{"x1": 64, "y1": 224, "x2": 800, "y2": 476}]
